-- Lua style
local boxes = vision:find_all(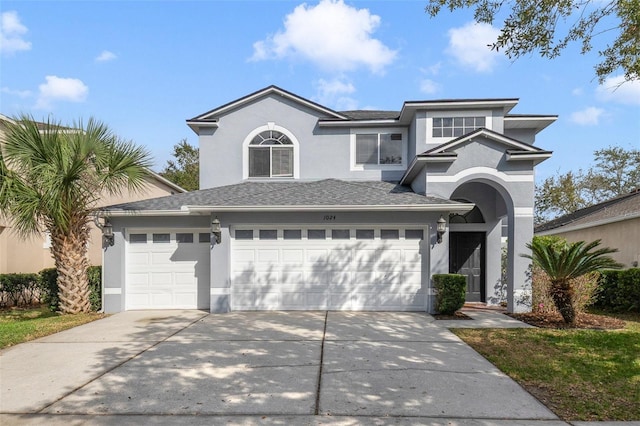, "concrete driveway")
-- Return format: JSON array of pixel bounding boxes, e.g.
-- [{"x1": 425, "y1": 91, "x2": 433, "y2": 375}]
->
[{"x1": 1, "y1": 310, "x2": 565, "y2": 425}]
